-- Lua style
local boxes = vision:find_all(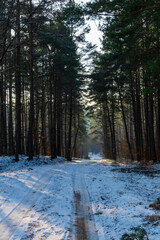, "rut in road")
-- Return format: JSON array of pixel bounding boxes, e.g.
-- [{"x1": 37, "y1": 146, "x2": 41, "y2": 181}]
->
[
  {"x1": 73, "y1": 162, "x2": 99, "y2": 240},
  {"x1": 0, "y1": 167, "x2": 54, "y2": 240}
]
